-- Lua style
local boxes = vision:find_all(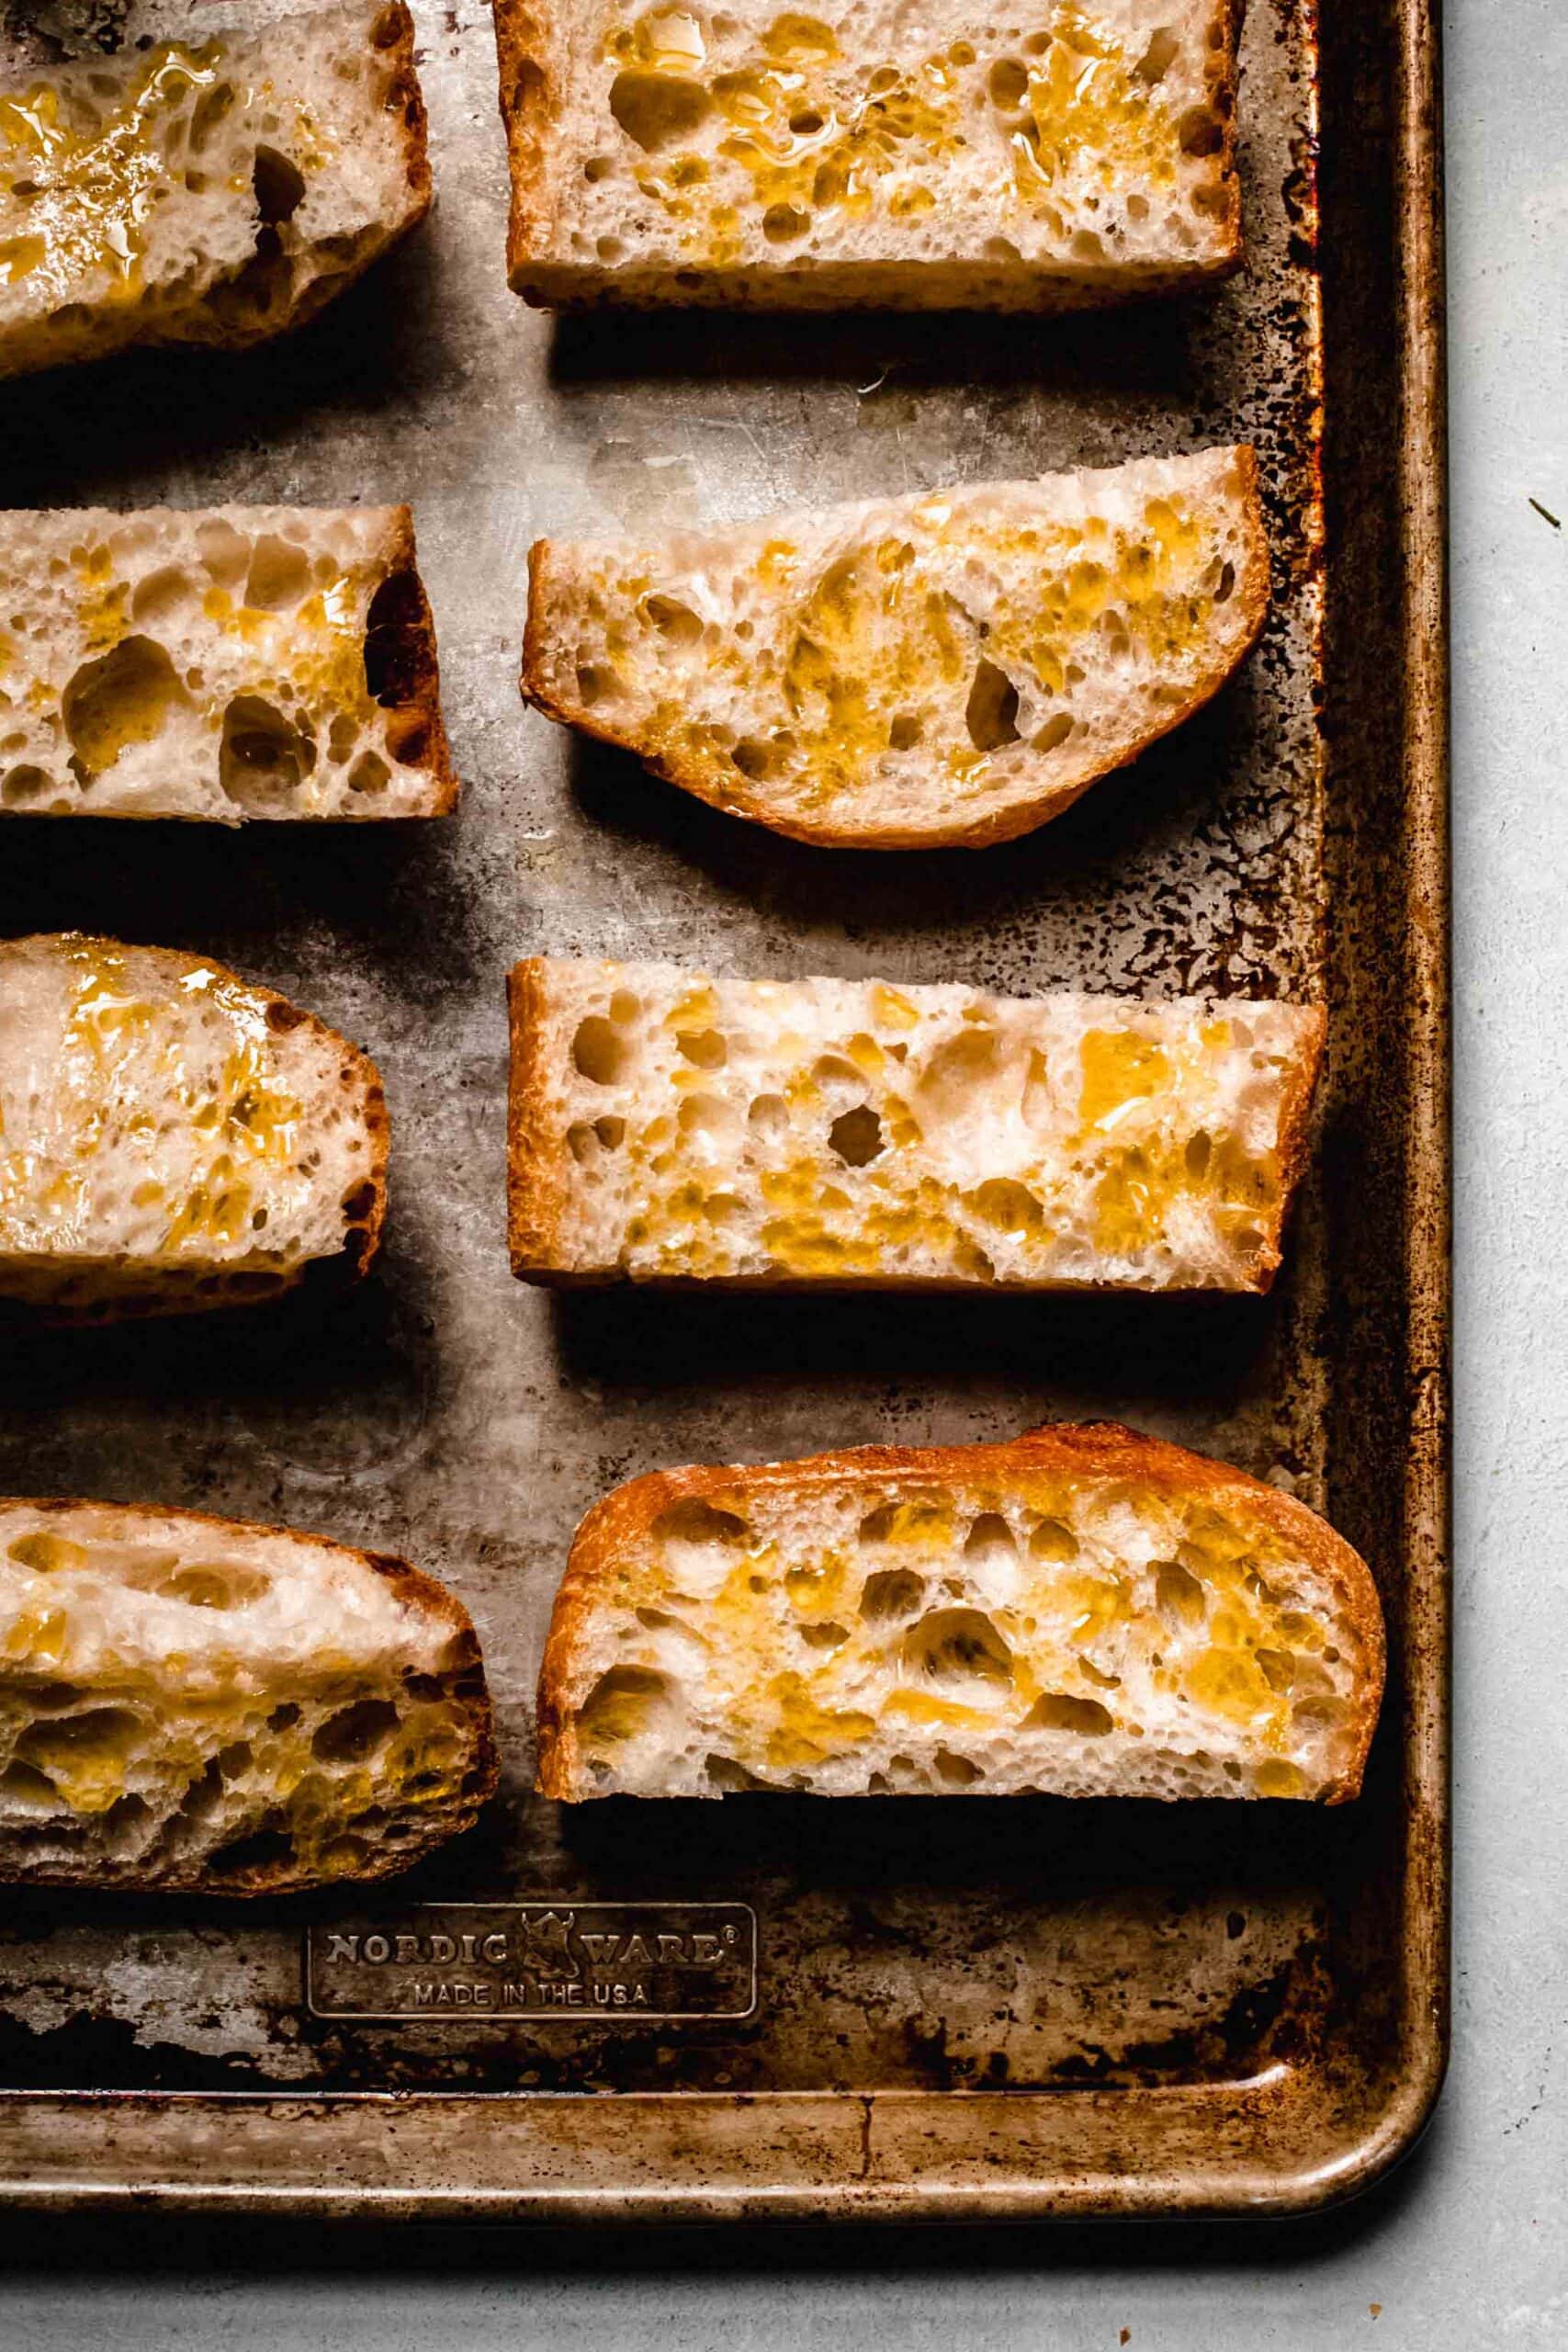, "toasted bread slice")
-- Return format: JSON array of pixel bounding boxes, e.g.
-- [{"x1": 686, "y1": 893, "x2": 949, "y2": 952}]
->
[
  {"x1": 522, "y1": 451, "x2": 1267, "y2": 850},
  {"x1": 507, "y1": 958, "x2": 1324, "y2": 1295},
  {"x1": 0, "y1": 0, "x2": 430, "y2": 380},
  {"x1": 537, "y1": 1423, "x2": 1384, "y2": 1804},
  {"x1": 0, "y1": 504, "x2": 453, "y2": 821},
  {"x1": 0, "y1": 1498, "x2": 495, "y2": 1889},
  {"x1": 0, "y1": 933, "x2": 388, "y2": 1319},
  {"x1": 495, "y1": 0, "x2": 1245, "y2": 311}
]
